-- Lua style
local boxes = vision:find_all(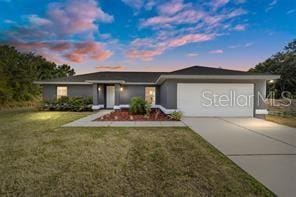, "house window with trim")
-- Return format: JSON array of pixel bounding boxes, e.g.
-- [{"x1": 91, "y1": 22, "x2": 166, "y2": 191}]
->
[
  {"x1": 57, "y1": 86, "x2": 67, "y2": 99},
  {"x1": 145, "y1": 87, "x2": 155, "y2": 105}
]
